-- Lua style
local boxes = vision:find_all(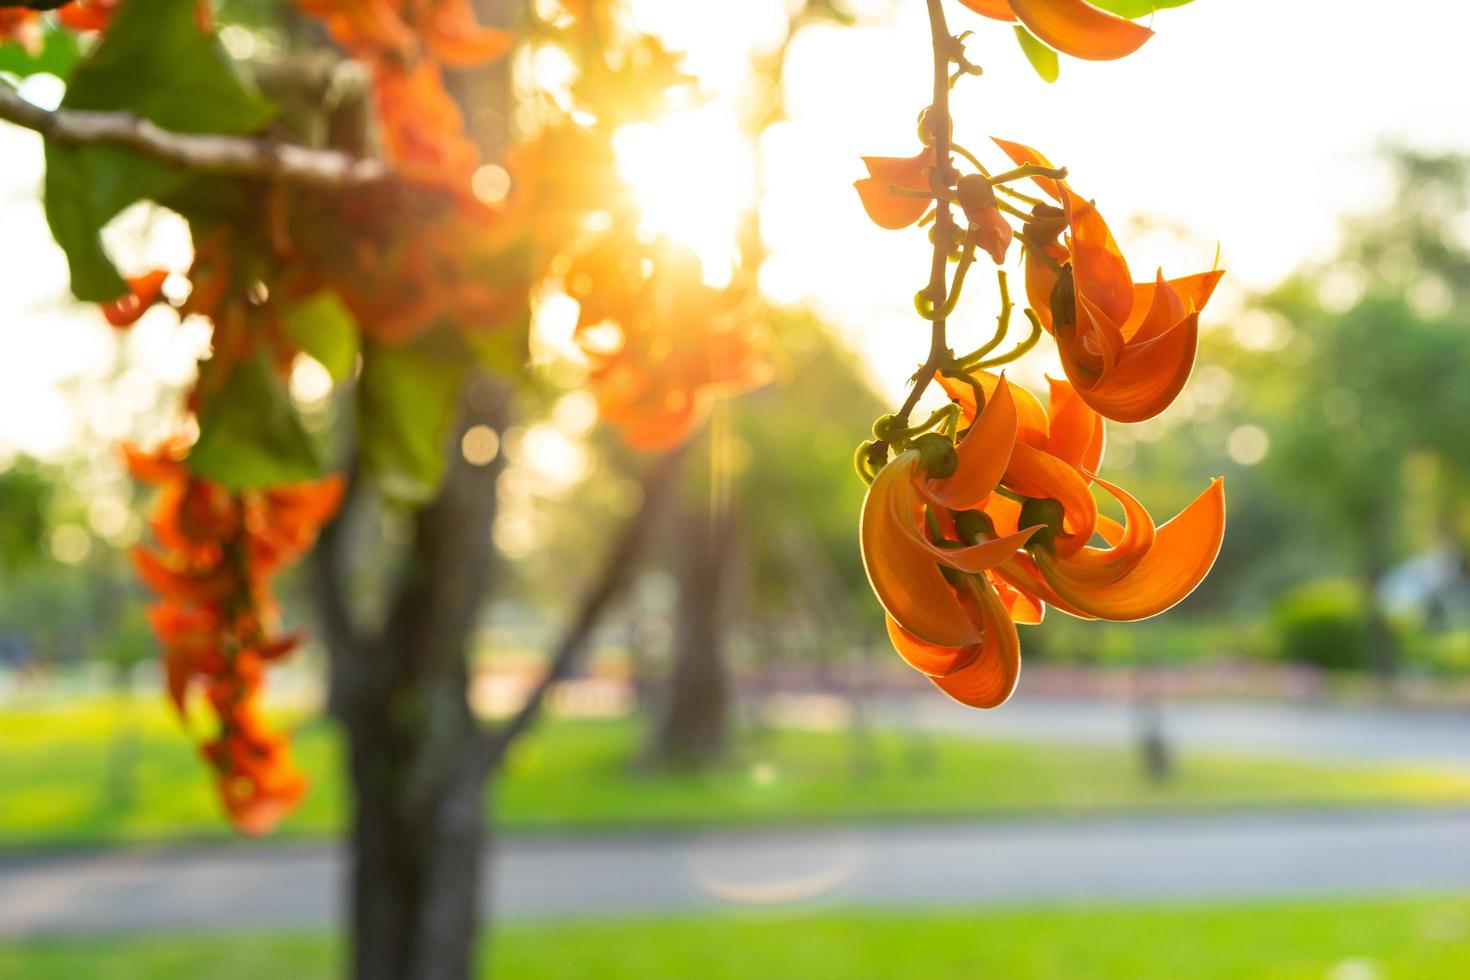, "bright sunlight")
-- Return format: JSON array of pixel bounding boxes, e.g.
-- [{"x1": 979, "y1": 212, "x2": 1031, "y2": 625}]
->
[{"x1": 612, "y1": 101, "x2": 755, "y2": 288}]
